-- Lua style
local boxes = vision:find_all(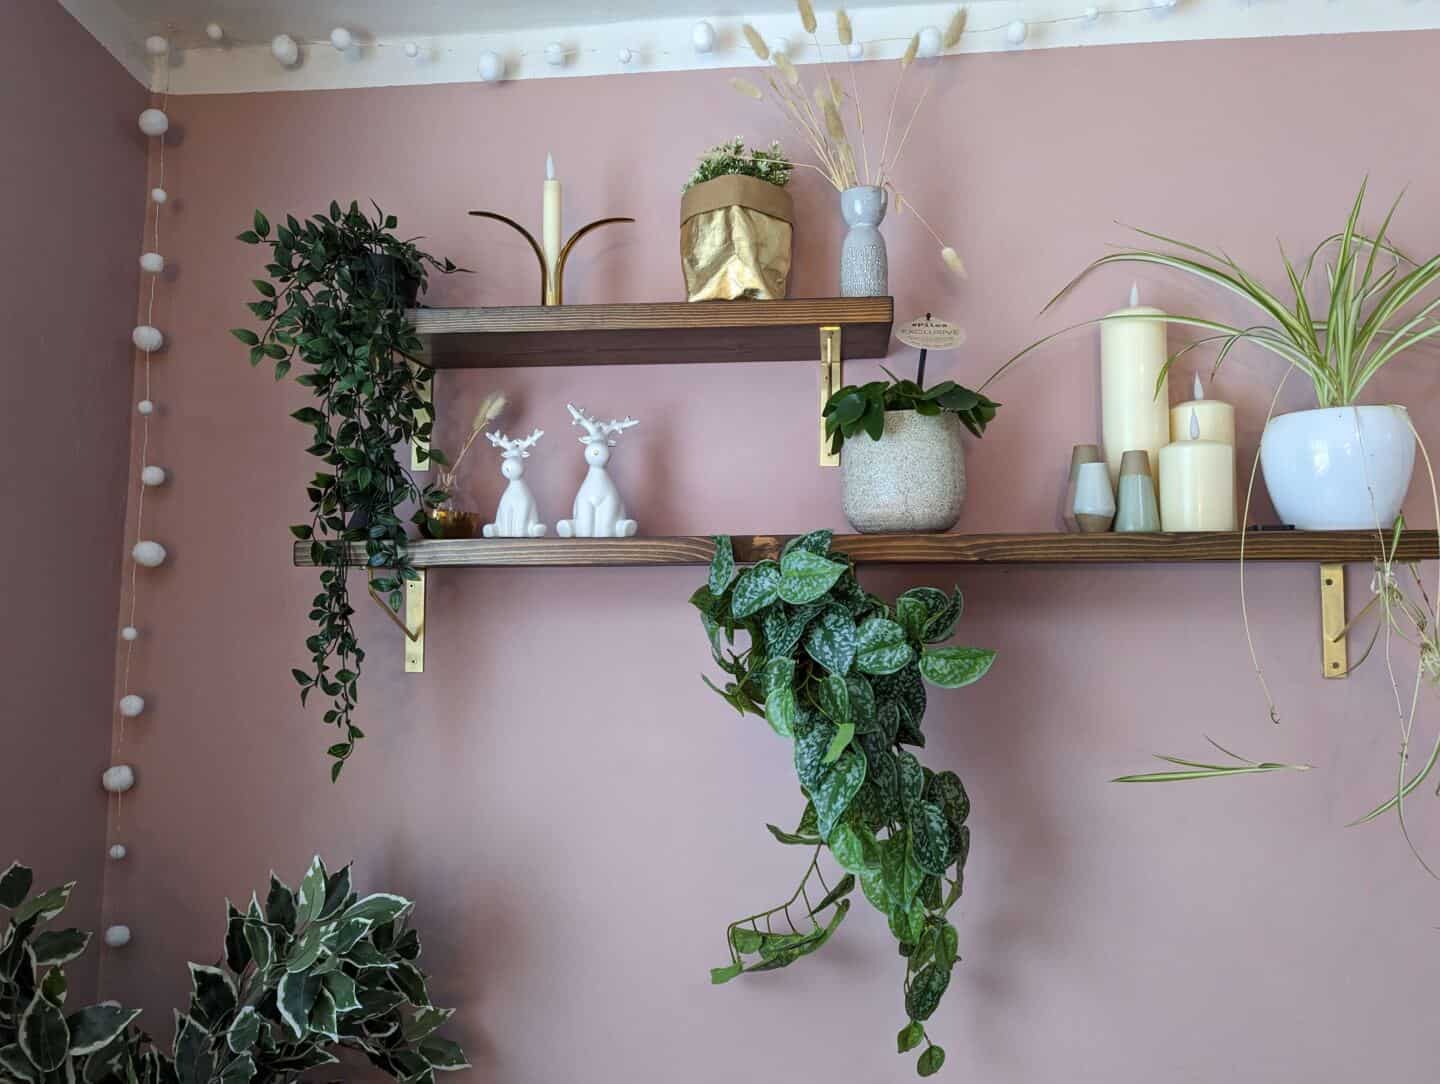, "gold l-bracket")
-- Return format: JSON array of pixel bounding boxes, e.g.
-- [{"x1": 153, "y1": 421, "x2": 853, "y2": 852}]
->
[
  {"x1": 819, "y1": 325, "x2": 841, "y2": 468},
  {"x1": 366, "y1": 572, "x2": 426, "y2": 673},
  {"x1": 404, "y1": 572, "x2": 426, "y2": 673},
  {"x1": 1320, "y1": 563, "x2": 1347, "y2": 679}
]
